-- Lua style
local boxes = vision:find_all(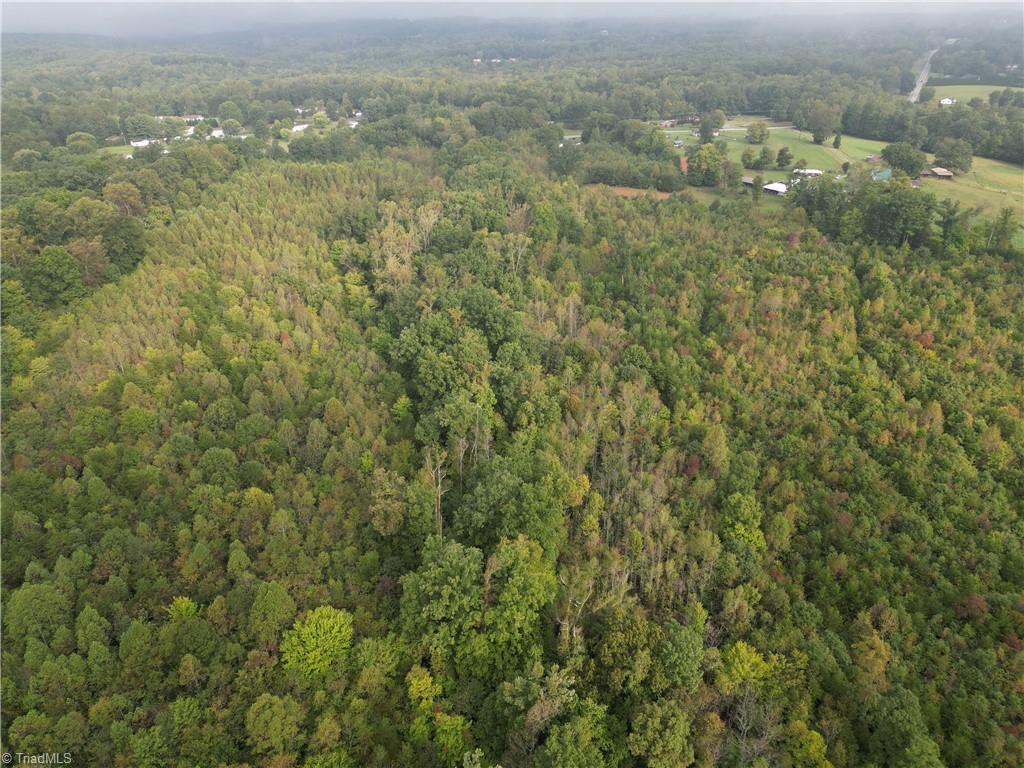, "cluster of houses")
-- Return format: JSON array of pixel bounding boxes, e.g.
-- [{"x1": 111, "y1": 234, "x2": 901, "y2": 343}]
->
[
  {"x1": 741, "y1": 167, "x2": 823, "y2": 196},
  {"x1": 129, "y1": 114, "x2": 236, "y2": 151},
  {"x1": 154, "y1": 114, "x2": 206, "y2": 125},
  {"x1": 125, "y1": 106, "x2": 364, "y2": 156},
  {"x1": 472, "y1": 58, "x2": 518, "y2": 64},
  {"x1": 292, "y1": 109, "x2": 361, "y2": 132},
  {"x1": 130, "y1": 126, "x2": 229, "y2": 149},
  {"x1": 739, "y1": 159, "x2": 956, "y2": 198}
]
